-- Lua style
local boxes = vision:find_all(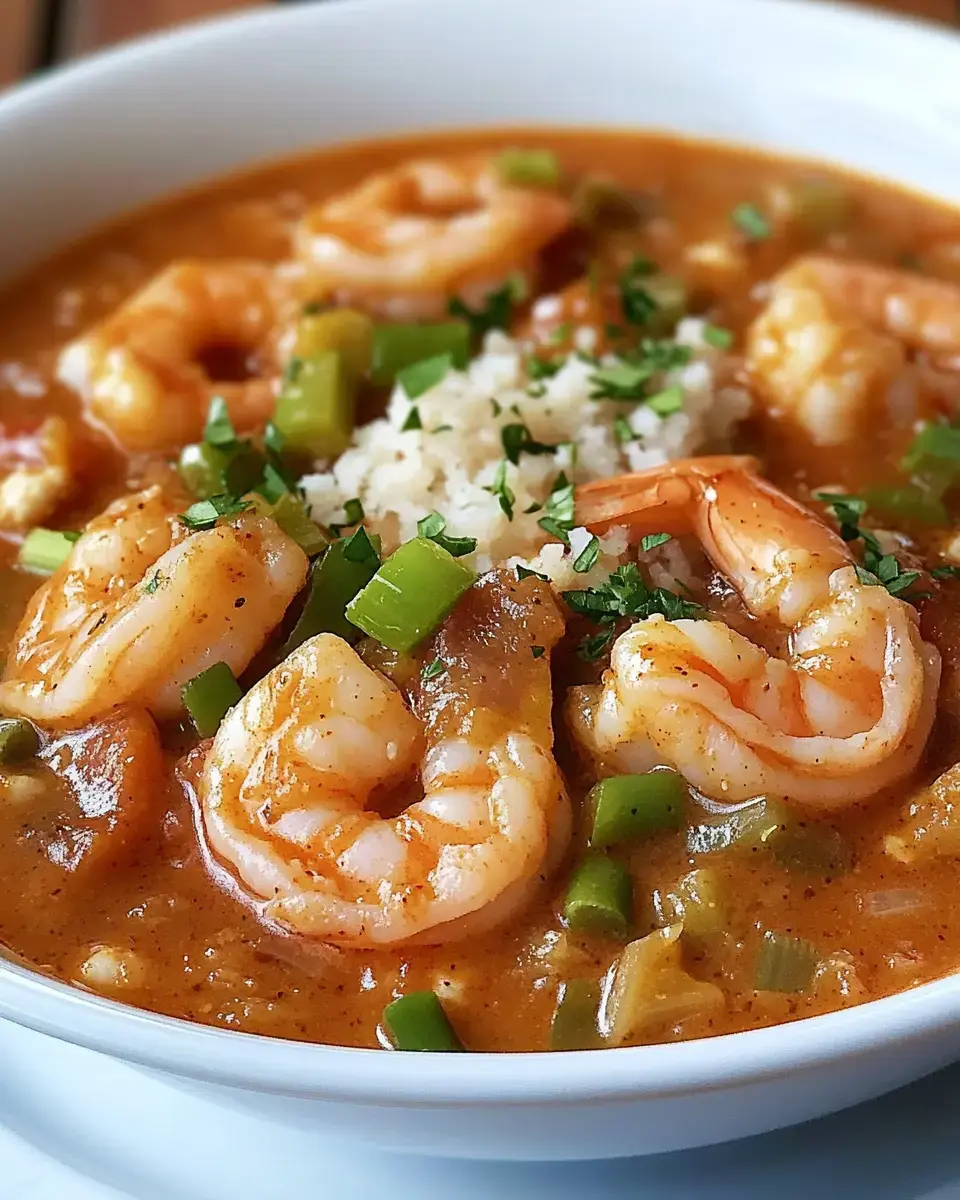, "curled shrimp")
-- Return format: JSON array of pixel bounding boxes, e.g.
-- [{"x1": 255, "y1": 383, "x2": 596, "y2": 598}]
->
[
  {"x1": 295, "y1": 156, "x2": 572, "y2": 320},
  {"x1": 0, "y1": 487, "x2": 308, "y2": 727},
  {"x1": 747, "y1": 255, "x2": 960, "y2": 445},
  {"x1": 199, "y1": 571, "x2": 570, "y2": 947},
  {"x1": 0, "y1": 416, "x2": 73, "y2": 531},
  {"x1": 568, "y1": 456, "x2": 940, "y2": 809},
  {"x1": 57, "y1": 260, "x2": 296, "y2": 453}
]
